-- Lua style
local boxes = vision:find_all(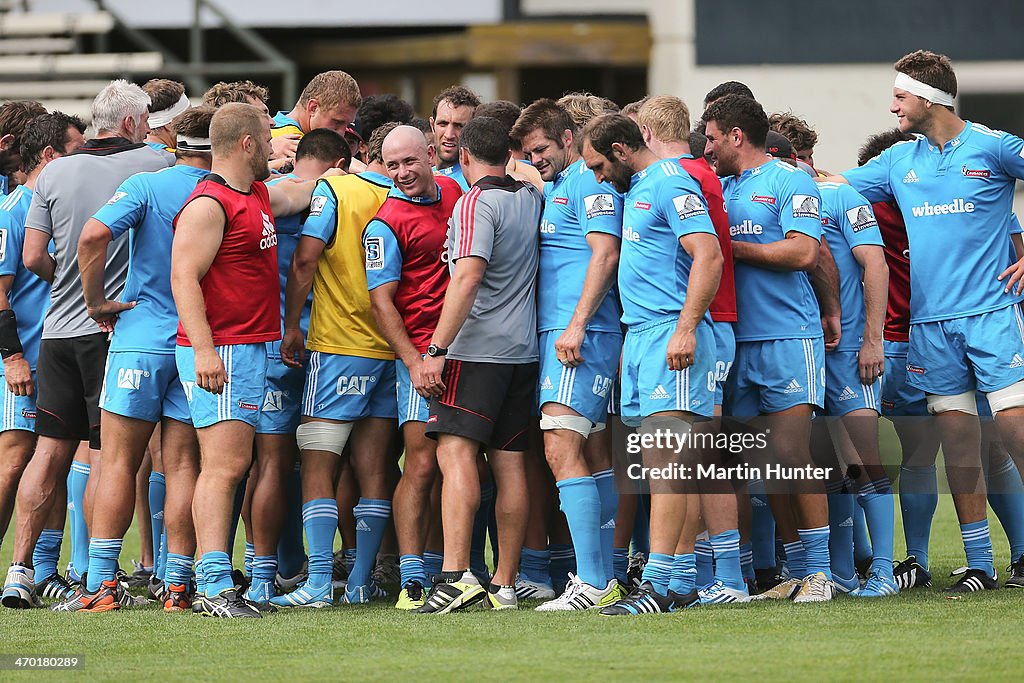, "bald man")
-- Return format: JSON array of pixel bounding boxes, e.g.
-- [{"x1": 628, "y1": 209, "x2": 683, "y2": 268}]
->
[{"x1": 362, "y1": 125, "x2": 462, "y2": 609}]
